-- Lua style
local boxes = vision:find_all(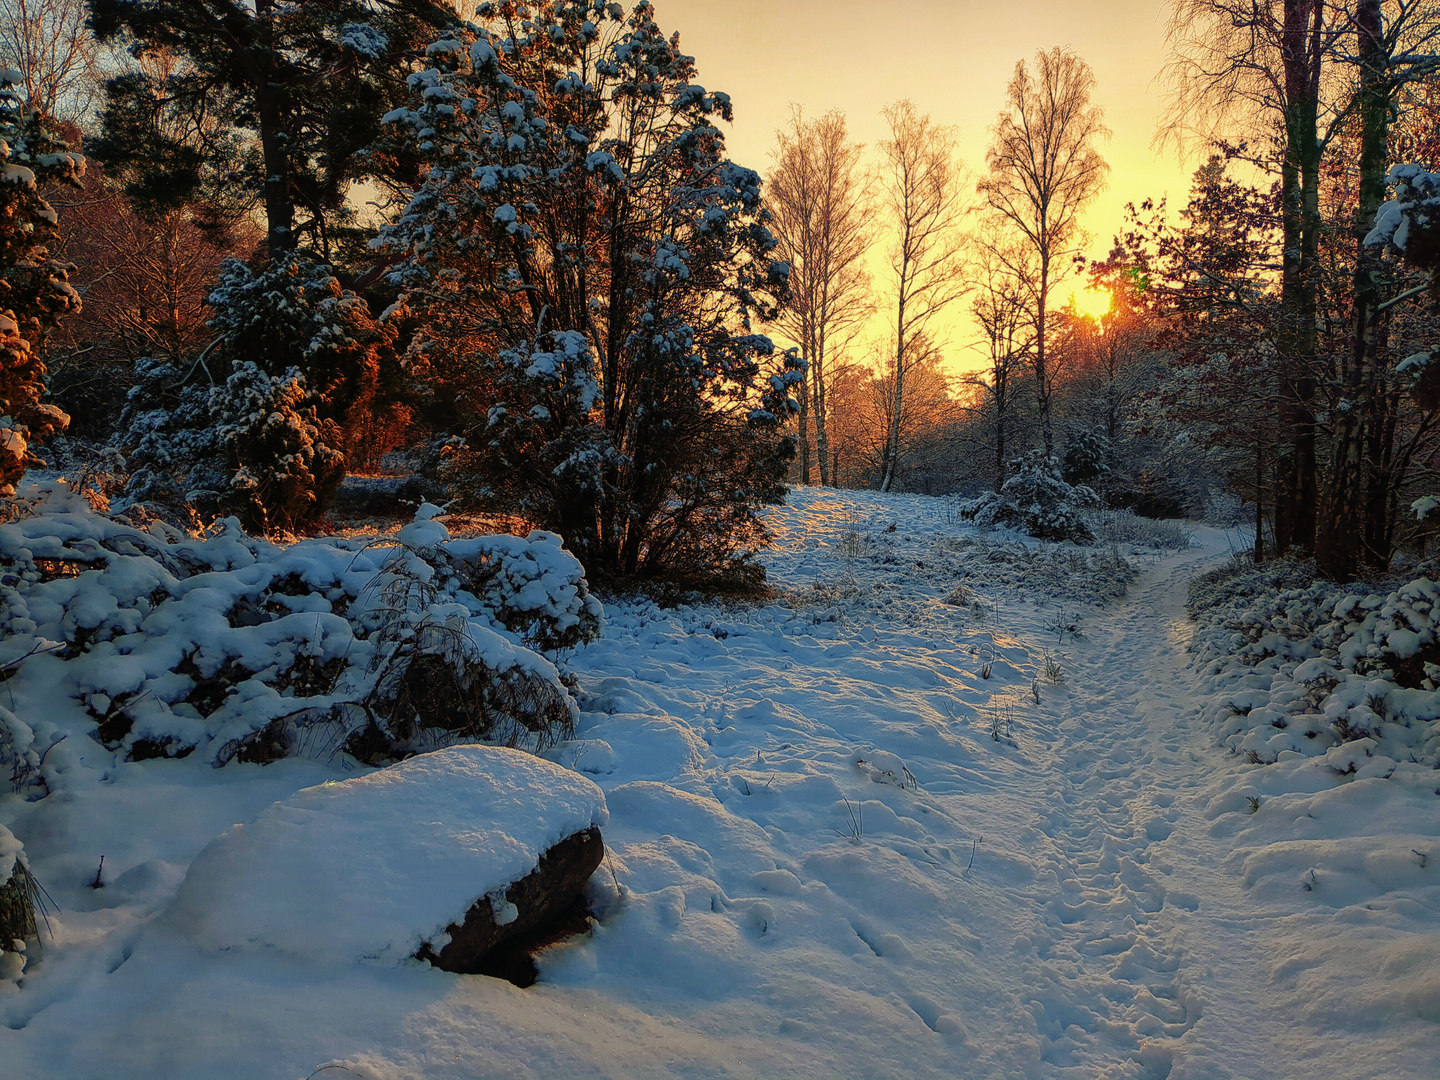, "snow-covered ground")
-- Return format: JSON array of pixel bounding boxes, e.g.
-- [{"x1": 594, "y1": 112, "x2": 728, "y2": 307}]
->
[{"x1": 3, "y1": 487, "x2": 1438, "y2": 1079}]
